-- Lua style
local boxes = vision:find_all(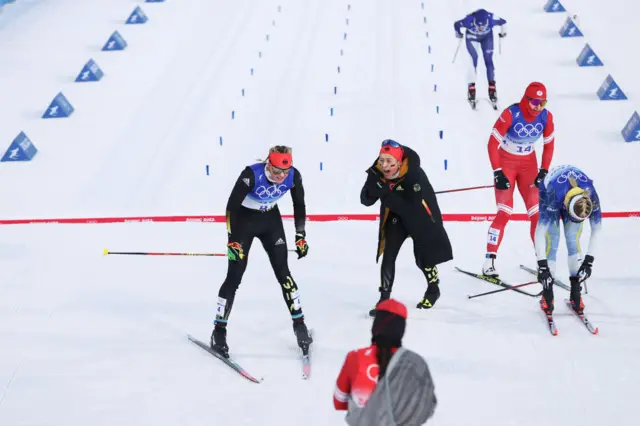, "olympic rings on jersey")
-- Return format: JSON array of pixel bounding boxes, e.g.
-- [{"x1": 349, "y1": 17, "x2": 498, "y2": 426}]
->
[
  {"x1": 556, "y1": 170, "x2": 589, "y2": 184},
  {"x1": 513, "y1": 122, "x2": 544, "y2": 138},
  {"x1": 255, "y1": 184, "x2": 288, "y2": 199}
]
